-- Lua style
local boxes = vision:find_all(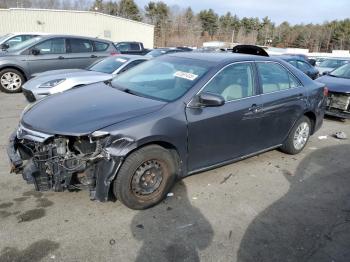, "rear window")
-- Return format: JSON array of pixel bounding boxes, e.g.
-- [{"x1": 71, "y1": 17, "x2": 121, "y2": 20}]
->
[
  {"x1": 130, "y1": 43, "x2": 141, "y2": 51},
  {"x1": 69, "y1": 38, "x2": 93, "y2": 53},
  {"x1": 94, "y1": 41, "x2": 109, "y2": 52}
]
